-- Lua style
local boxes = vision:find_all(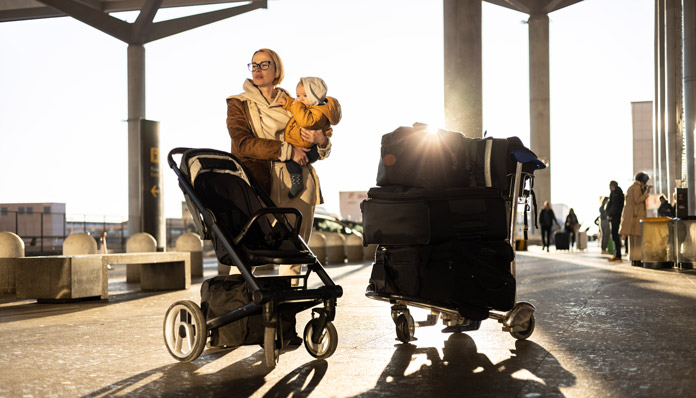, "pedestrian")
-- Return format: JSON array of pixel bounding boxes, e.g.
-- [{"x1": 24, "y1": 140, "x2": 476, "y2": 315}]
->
[
  {"x1": 599, "y1": 197, "x2": 610, "y2": 253},
  {"x1": 606, "y1": 180, "x2": 625, "y2": 262},
  {"x1": 564, "y1": 208, "x2": 579, "y2": 250},
  {"x1": 619, "y1": 172, "x2": 652, "y2": 266},
  {"x1": 538, "y1": 201, "x2": 560, "y2": 252},
  {"x1": 226, "y1": 48, "x2": 332, "y2": 284},
  {"x1": 277, "y1": 77, "x2": 341, "y2": 198},
  {"x1": 657, "y1": 195, "x2": 675, "y2": 218}
]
